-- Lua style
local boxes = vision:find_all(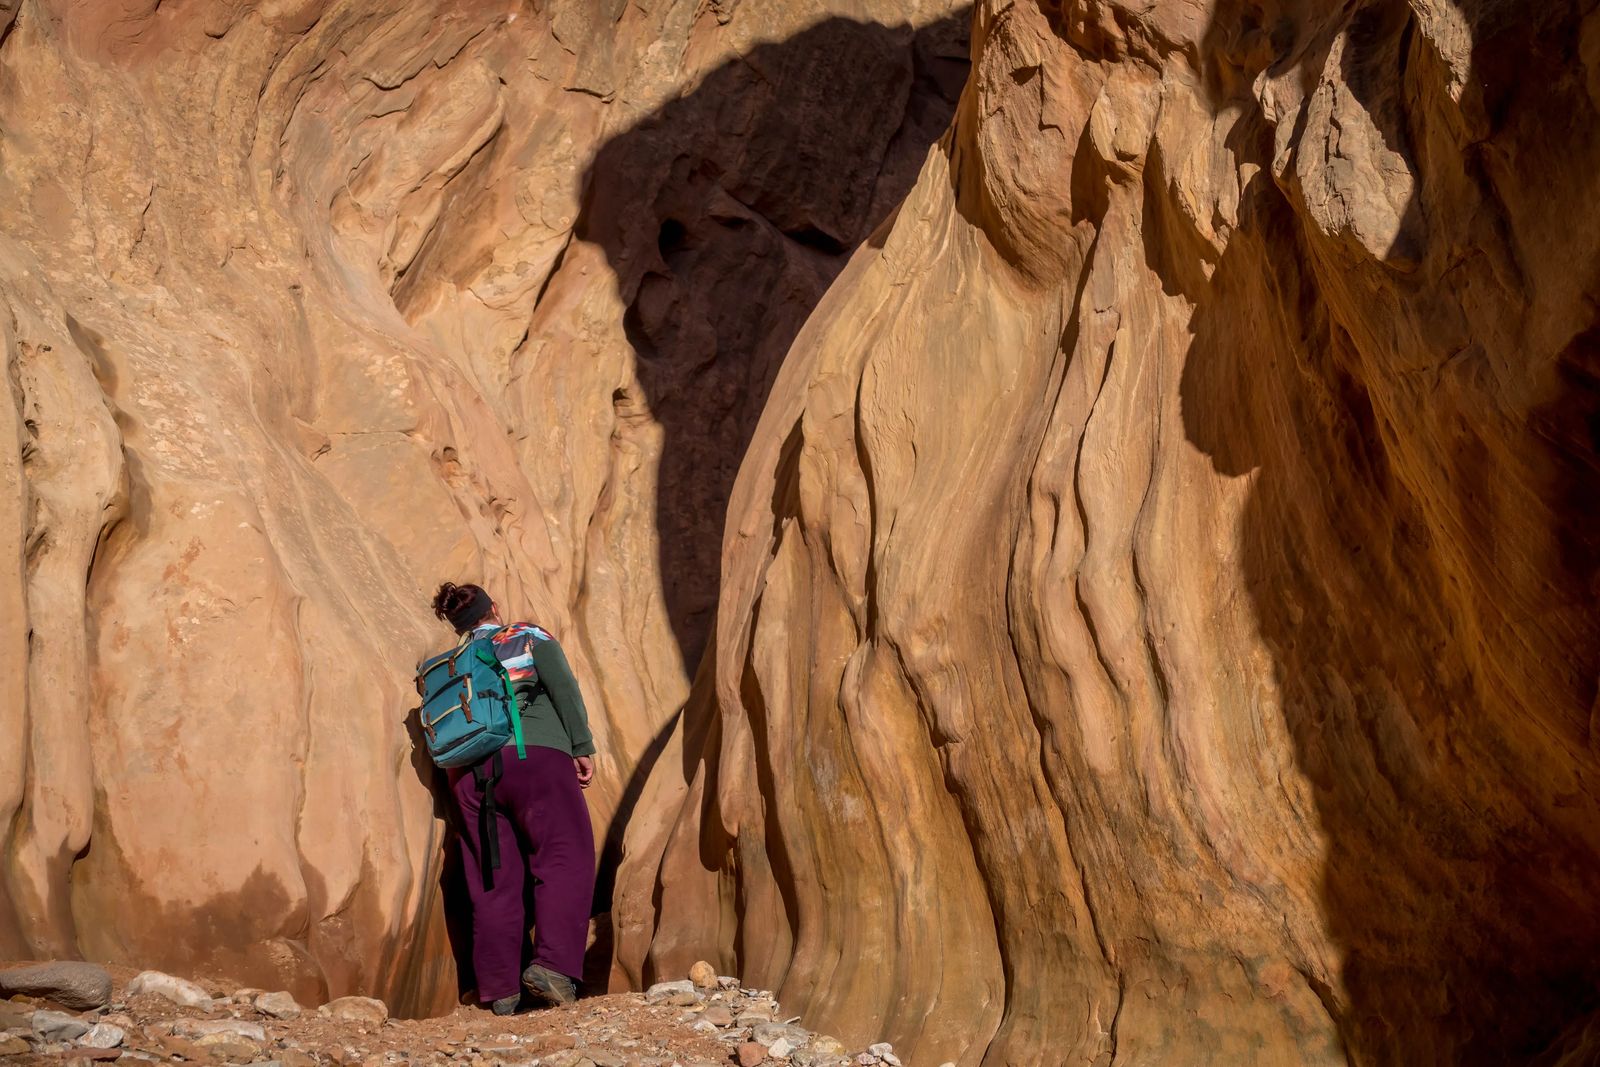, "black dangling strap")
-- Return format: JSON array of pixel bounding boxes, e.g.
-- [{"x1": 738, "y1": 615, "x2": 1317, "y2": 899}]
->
[{"x1": 473, "y1": 750, "x2": 505, "y2": 891}]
